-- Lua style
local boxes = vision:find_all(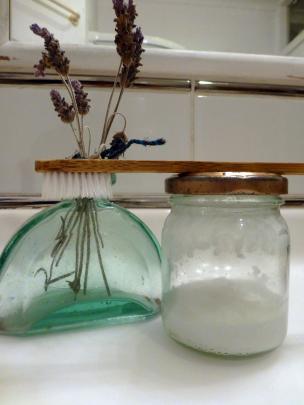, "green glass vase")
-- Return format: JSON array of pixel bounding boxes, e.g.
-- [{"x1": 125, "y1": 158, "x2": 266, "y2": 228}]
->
[{"x1": 0, "y1": 198, "x2": 161, "y2": 335}]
